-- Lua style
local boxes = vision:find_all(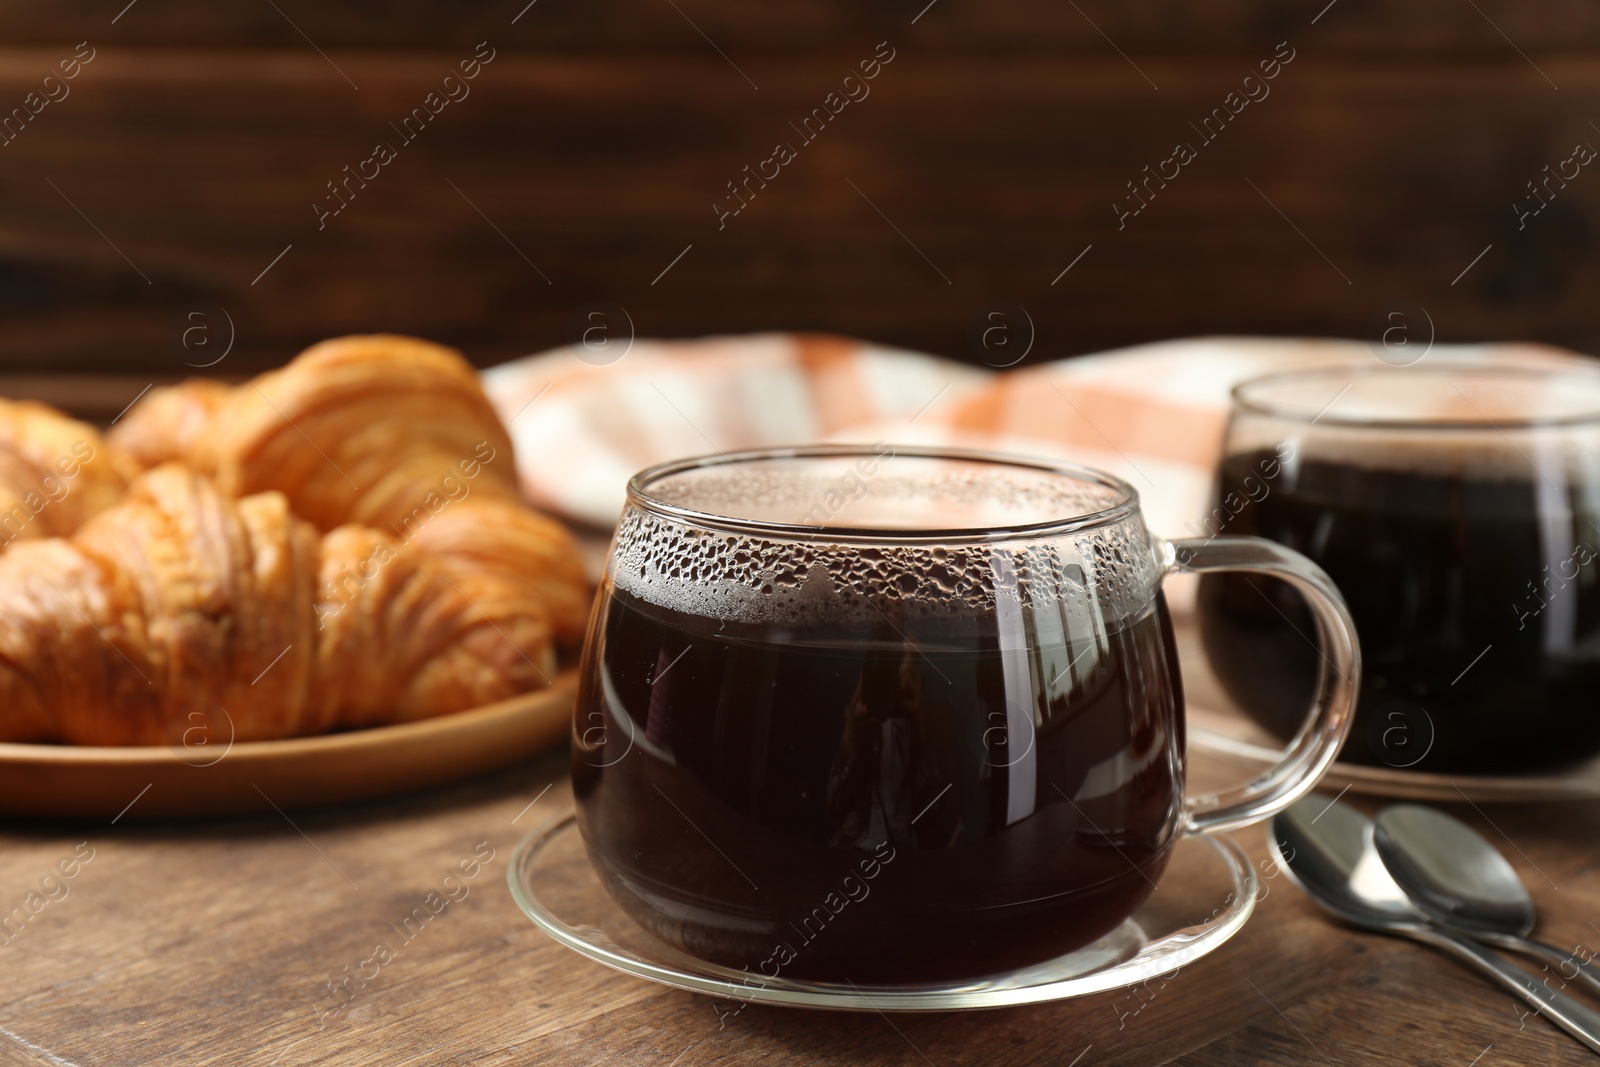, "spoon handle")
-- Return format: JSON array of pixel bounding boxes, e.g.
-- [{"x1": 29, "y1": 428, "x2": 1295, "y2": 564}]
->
[
  {"x1": 1479, "y1": 933, "x2": 1600, "y2": 1000},
  {"x1": 1410, "y1": 926, "x2": 1600, "y2": 1053}
]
